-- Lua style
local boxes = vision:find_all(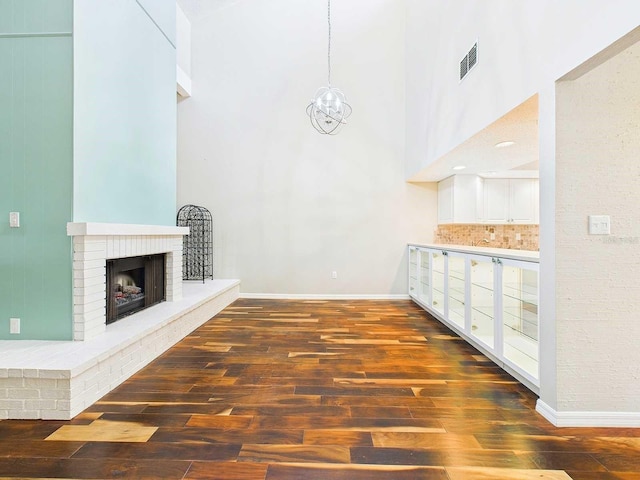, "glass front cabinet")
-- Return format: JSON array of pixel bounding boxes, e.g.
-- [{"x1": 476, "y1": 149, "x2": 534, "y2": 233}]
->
[{"x1": 408, "y1": 245, "x2": 539, "y2": 389}]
